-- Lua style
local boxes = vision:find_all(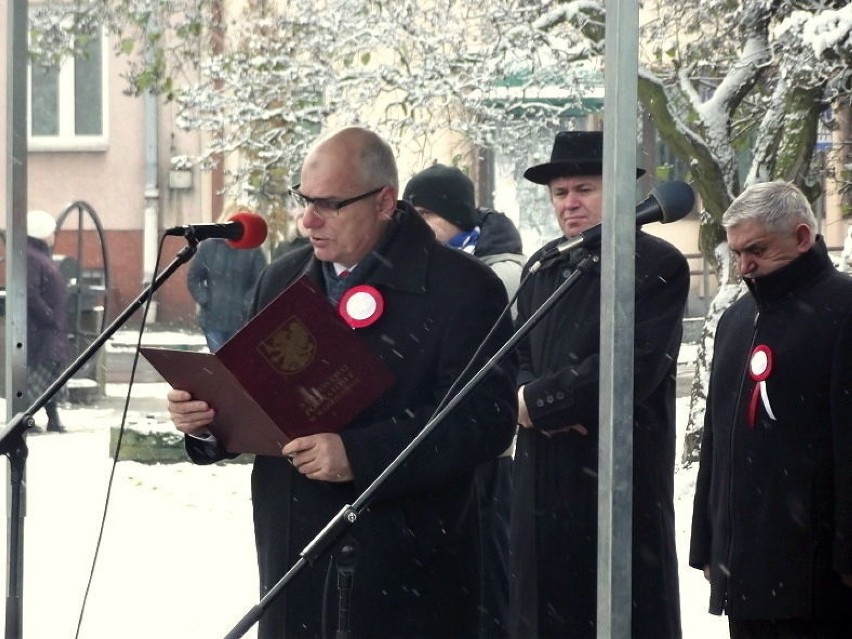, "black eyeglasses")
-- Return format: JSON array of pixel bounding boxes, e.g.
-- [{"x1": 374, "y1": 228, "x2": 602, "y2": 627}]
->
[{"x1": 289, "y1": 185, "x2": 384, "y2": 219}]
